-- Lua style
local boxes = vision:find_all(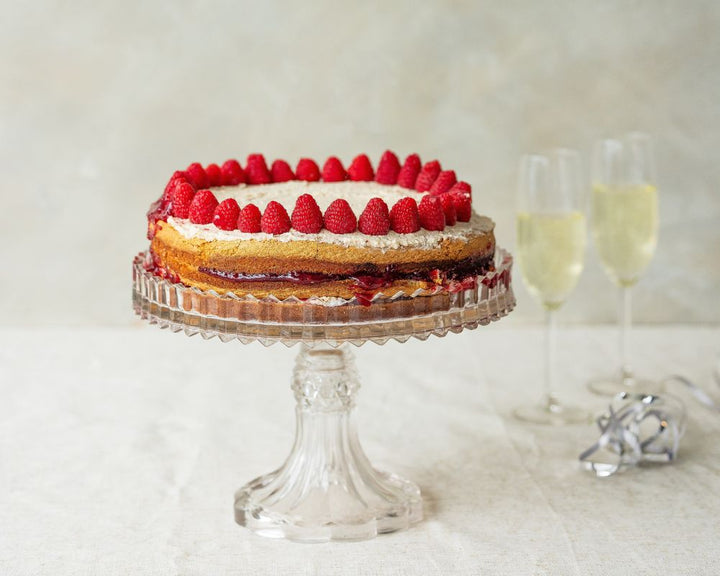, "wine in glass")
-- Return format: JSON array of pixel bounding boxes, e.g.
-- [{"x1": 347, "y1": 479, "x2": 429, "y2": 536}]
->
[
  {"x1": 514, "y1": 150, "x2": 590, "y2": 425},
  {"x1": 588, "y1": 133, "x2": 660, "y2": 396}
]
